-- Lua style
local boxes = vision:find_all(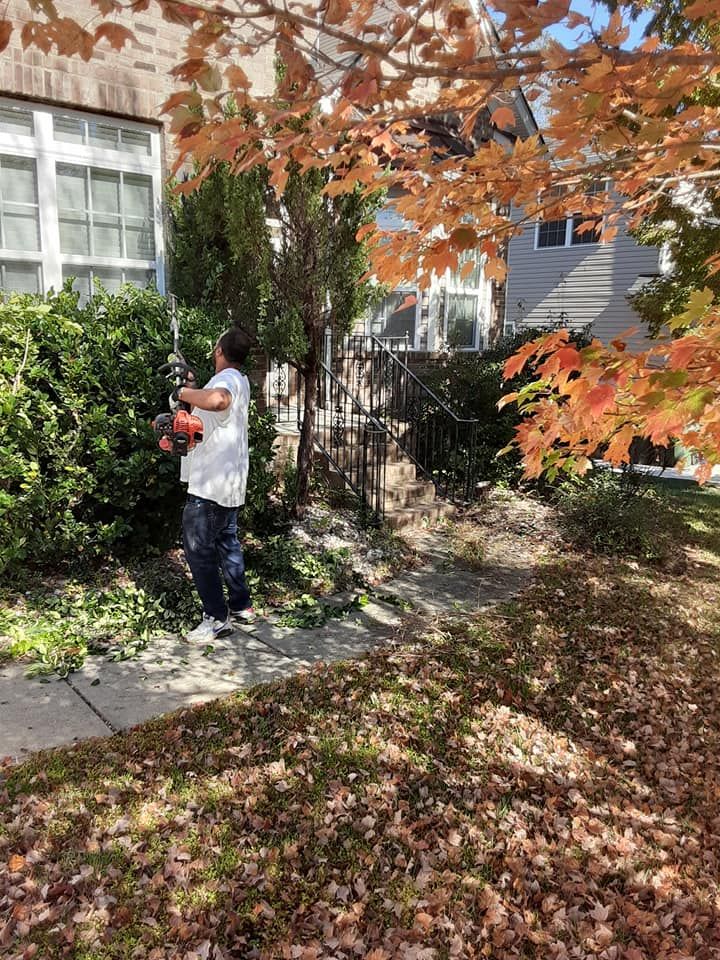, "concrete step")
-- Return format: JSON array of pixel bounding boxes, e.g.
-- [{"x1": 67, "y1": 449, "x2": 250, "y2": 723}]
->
[
  {"x1": 383, "y1": 480, "x2": 436, "y2": 508},
  {"x1": 384, "y1": 461, "x2": 419, "y2": 483},
  {"x1": 385, "y1": 500, "x2": 457, "y2": 531},
  {"x1": 317, "y1": 439, "x2": 410, "y2": 468},
  {"x1": 315, "y1": 426, "x2": 405, "y2": 463}
]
